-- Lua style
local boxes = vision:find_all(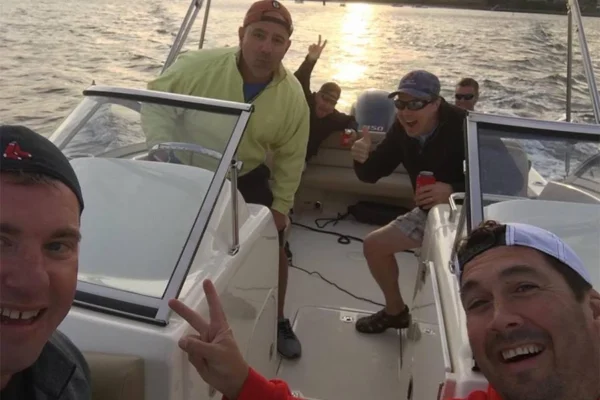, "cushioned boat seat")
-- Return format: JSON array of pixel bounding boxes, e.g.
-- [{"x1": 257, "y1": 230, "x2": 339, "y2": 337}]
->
[
  {"x1": 265, "y1": 132, "x2": 412, "y2": 205},
  {"x1": 83, "y1": 352, "x2": 145, "y2": 400},
  {"x1": 301, "y1": 133, "x2": 412, "y2": 203}
]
